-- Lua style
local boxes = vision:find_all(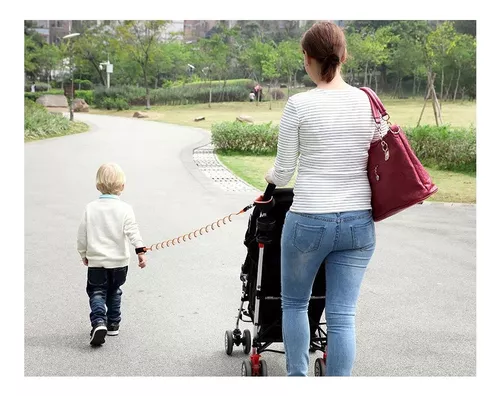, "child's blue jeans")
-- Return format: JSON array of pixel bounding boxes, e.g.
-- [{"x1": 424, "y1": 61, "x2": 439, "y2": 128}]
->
[{"x1": 86, "y1": 266, "x2": 128, "y2": 327}]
